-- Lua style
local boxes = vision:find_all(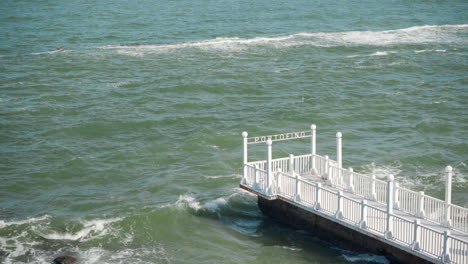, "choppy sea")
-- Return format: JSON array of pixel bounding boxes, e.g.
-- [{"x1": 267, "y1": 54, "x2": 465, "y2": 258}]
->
[{"x1": 1, "y1": 0, "x2": 467, "y2": 263}]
